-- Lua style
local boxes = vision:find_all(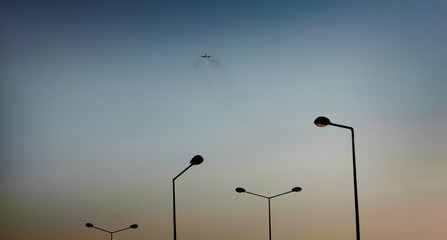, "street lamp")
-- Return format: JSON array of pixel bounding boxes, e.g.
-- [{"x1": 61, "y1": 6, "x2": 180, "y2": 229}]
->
[
  {"x1": 172, "y1": 155, "x2": 204, "y2": 240},
  {"x1": 85, "y1": 223, "x2": 138, "y2": 240},
  {"x1": 314, "y1": 116, "x2": 360, "y2": 240},
  {"x1": 235, "y1": 186, "x2": 302, "y2": 240}
]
